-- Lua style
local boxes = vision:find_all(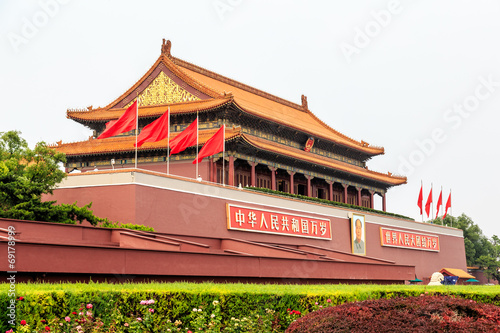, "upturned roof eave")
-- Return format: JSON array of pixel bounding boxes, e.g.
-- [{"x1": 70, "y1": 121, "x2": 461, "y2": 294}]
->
[
  {"x1": 66, "y1": 98, "x2": 232, "y2": 123},
  {"x1": 238, "y1": 133, "x2": 405, "y2": 187}
]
